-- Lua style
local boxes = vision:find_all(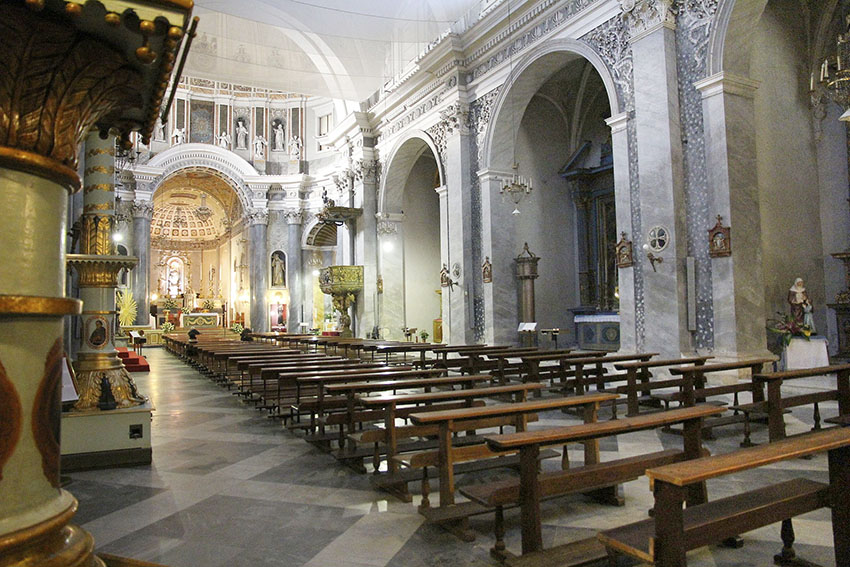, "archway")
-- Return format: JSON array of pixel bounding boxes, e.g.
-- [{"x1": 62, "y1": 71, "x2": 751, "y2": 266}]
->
[
  {"x1": 378, "y1": 131, "x2": 445, "y2": 341},
  {"x1": 705, "y1": 0, "x2": 850, "y2": 356},
  {"x1": 481, "y1": 40, "x2": 623, "y2": 348}
]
